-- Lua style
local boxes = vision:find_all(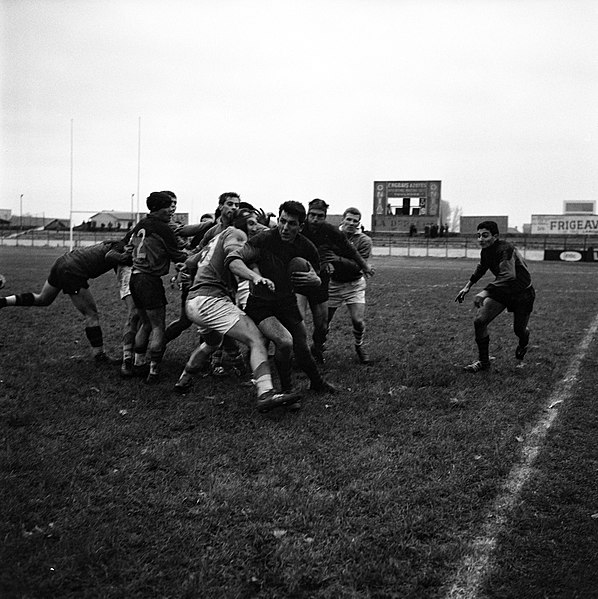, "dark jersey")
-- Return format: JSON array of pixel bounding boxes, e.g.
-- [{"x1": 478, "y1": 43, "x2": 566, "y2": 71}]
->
[
  {"x1": 226, "y1": 228, "x2": 320, "y2": 302},
  {"x1": 301, "y1": 221, "x2": 365, "y2": 266},
  {"x1": 470, "y1": 239, "x2": 532, "y2": 303},
  {"x1": 57, "y1": 240, "x2": 130, "y2": 280},
  {"x1": 129, "y1": 215, "x2": 188, "y2": 277},
  {"x1": 331, "y1": 230, "x2": 372, "y2": 283}
]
